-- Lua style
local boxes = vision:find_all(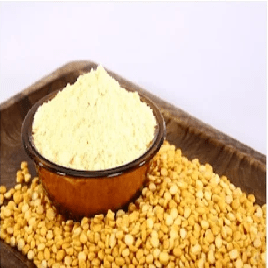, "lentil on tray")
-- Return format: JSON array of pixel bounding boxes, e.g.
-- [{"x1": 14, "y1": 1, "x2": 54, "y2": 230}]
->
[{"x1": 0, "y1": 141, "x2": 266, "y2": 267}]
